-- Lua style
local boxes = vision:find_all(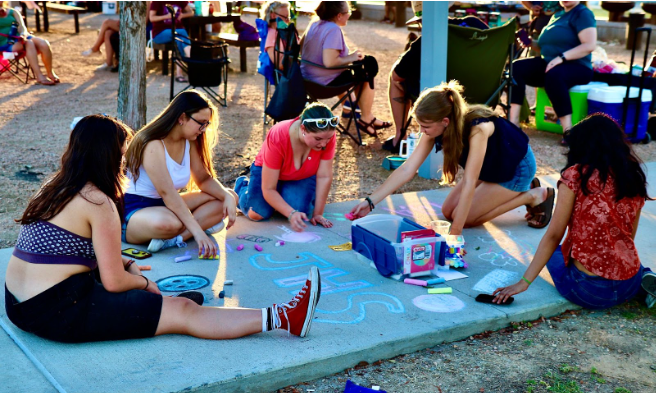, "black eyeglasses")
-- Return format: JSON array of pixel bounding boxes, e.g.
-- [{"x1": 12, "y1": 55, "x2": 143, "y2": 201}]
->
[
  {"x1": 189, "y1": 115, "x2": 210, "y2": 131},
  {"x1": 274, "y1": 12, "x2": 290, "y2": 20},
  {"x1": 302, "y1": 117, "x2": 339, "y2": 129}
]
